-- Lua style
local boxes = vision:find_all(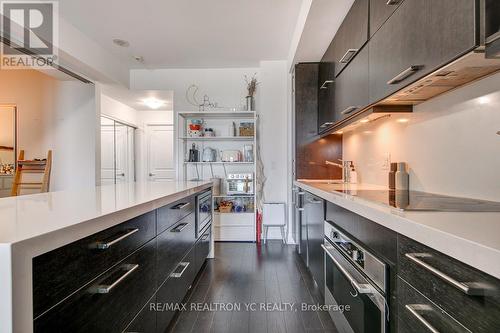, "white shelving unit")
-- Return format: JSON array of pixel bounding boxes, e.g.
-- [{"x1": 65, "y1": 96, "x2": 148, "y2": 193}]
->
[{"x1": 177, "y1": 110, "x2": 258, "y2": 242}]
